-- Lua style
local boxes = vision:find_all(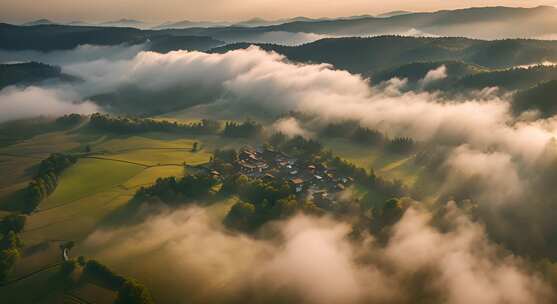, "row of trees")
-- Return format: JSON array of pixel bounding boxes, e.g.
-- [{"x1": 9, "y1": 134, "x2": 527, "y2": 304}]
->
[
  {"x1": 23, "y1": 153, "x2": 77, "y2": 213},
  {"x1": 58, "y1": 258, "x2": 154, "y2": 304},
  {"x1": 90, "y1": 113, "x2": 221, "y2": 135}
]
